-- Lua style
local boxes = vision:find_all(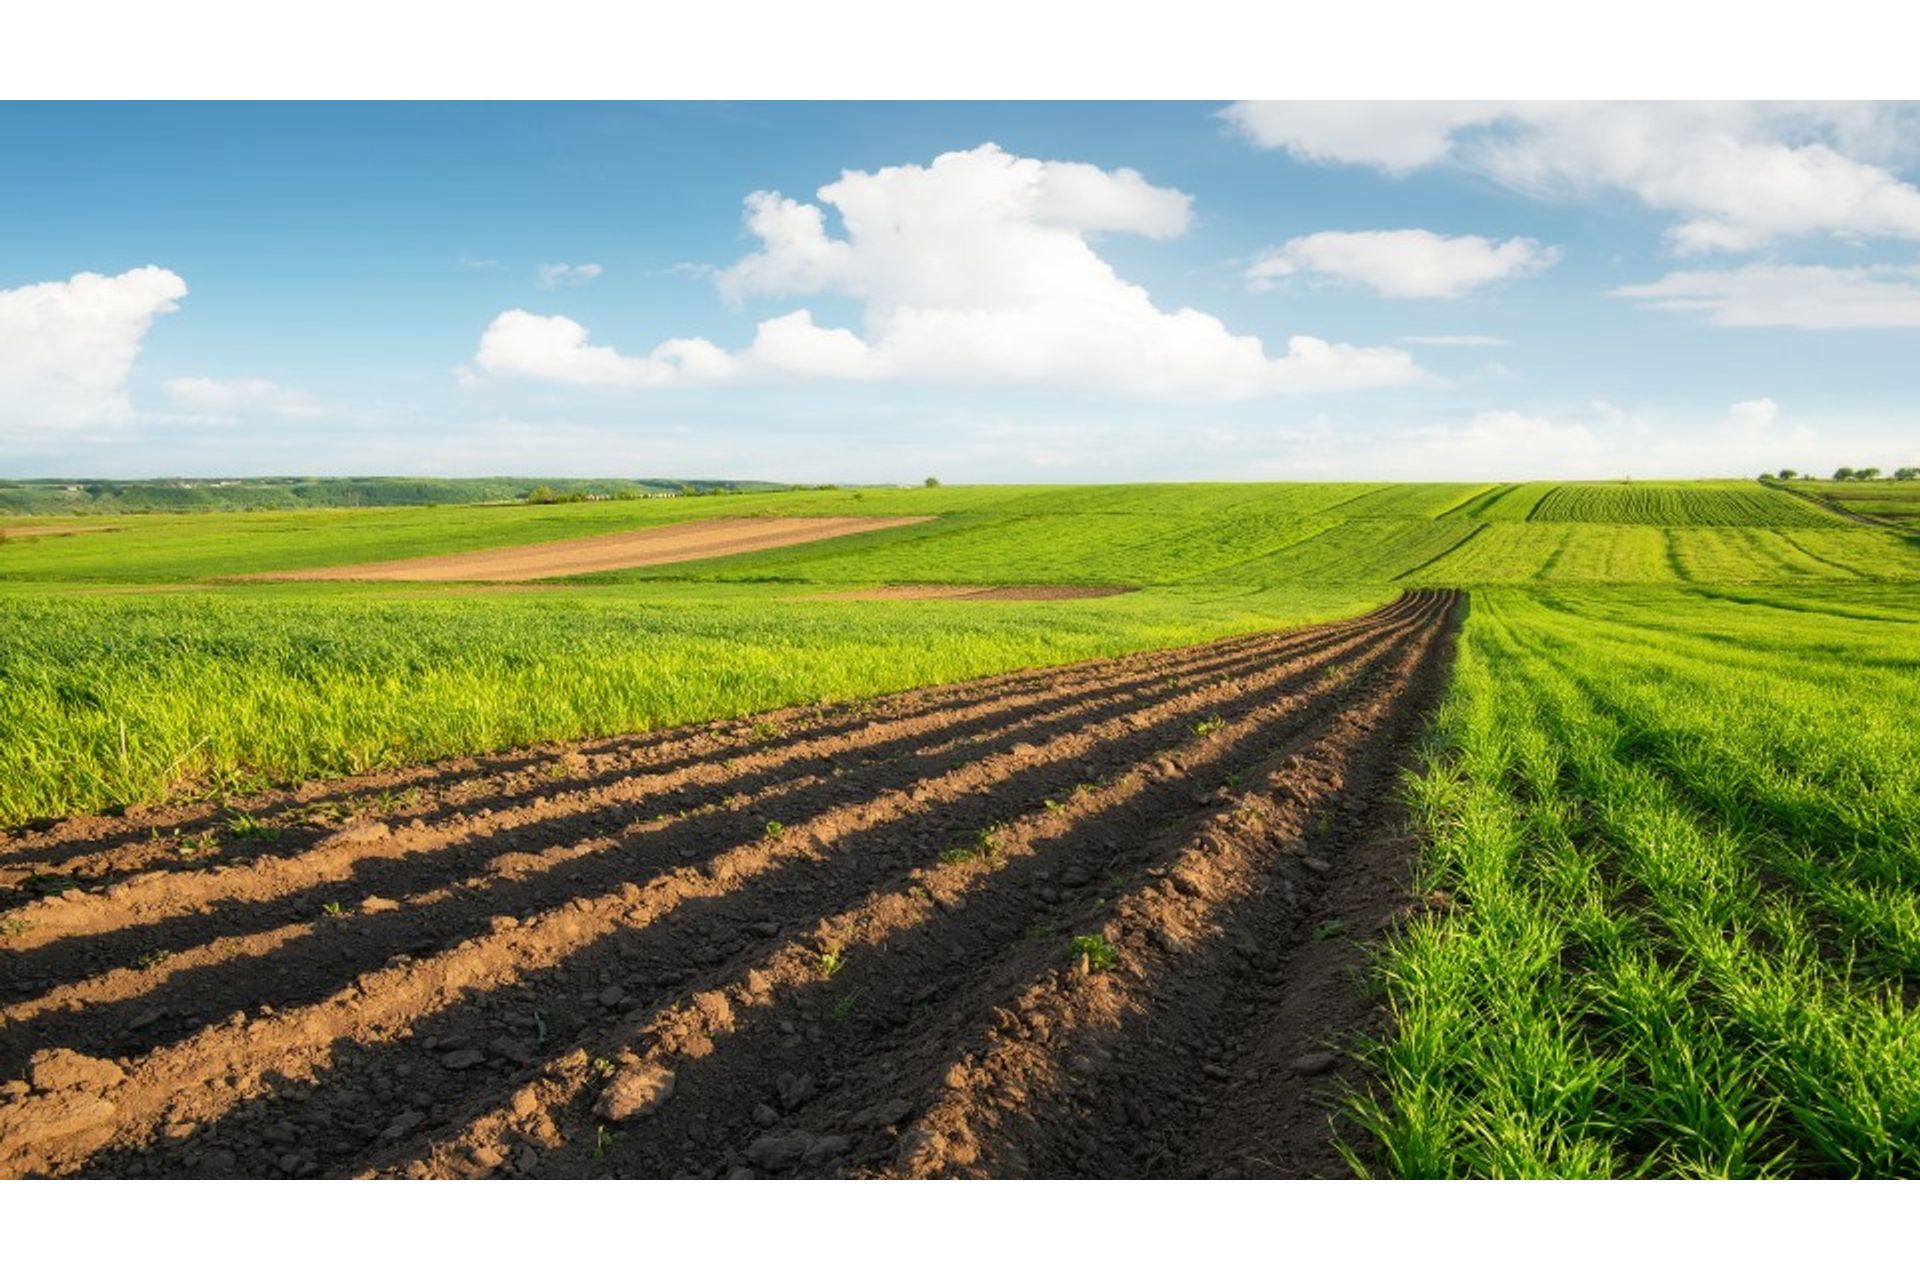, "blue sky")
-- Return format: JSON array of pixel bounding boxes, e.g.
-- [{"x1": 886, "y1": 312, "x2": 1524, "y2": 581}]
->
[{"x1": 3, "y1": 101, "x2": 1917, "y2": 481}]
